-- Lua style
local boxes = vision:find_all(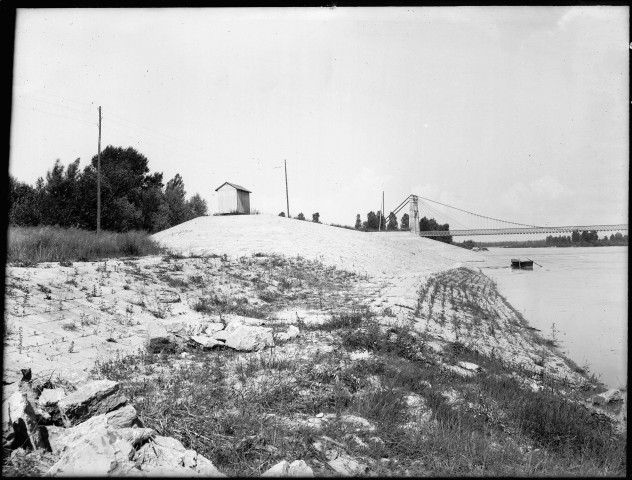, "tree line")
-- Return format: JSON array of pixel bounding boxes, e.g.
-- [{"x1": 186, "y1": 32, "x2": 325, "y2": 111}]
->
[
  {"x1": 455, "y1": 231, "x2": 628, "y2": 249},
  {"x1": 8, "y1": 146, "x2": 208, "y2": 233},
  {"x1": 347, "y1": 211, "x2": 452, "y2": 243}
]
